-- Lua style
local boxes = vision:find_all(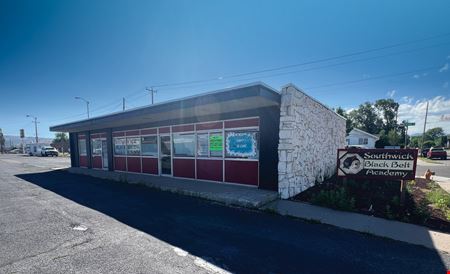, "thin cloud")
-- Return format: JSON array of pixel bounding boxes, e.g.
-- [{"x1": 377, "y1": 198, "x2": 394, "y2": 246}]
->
[
  {"x1": 439, "y1": 63, "x2": 449, "y2": 72},
  {"x1": 387, "y1": 90, "x2": 396, "y2": 98},
  {"x1": 401, "y1": 96, "x2": 414, "y2": 104},
  {"x1": 444, "y1": 82, "x2": 449, "y2": 89},
  {"x1": 397, "y1": 96, "x2": 450, "y2": 134},
  {"x1": 413, "y1": 74, "x2": 420, "y2": 79}
]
